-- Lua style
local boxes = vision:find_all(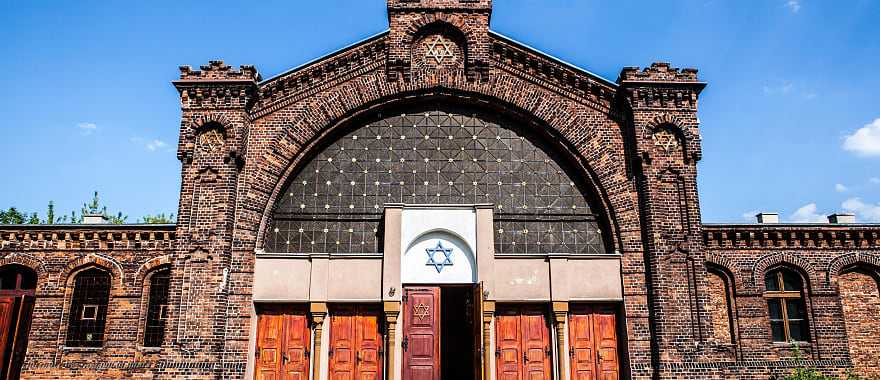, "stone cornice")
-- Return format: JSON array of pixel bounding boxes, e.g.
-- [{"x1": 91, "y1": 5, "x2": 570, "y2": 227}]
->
[
  {"x1": 618, "y1": 63, "x2": 705, "y2": 111},
  {"x1": 703, "y1": 224, "x2": 880, "y2": 250},
  {"x1": 0, "y1": 225, "x2": 176, "y2": 251}
]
